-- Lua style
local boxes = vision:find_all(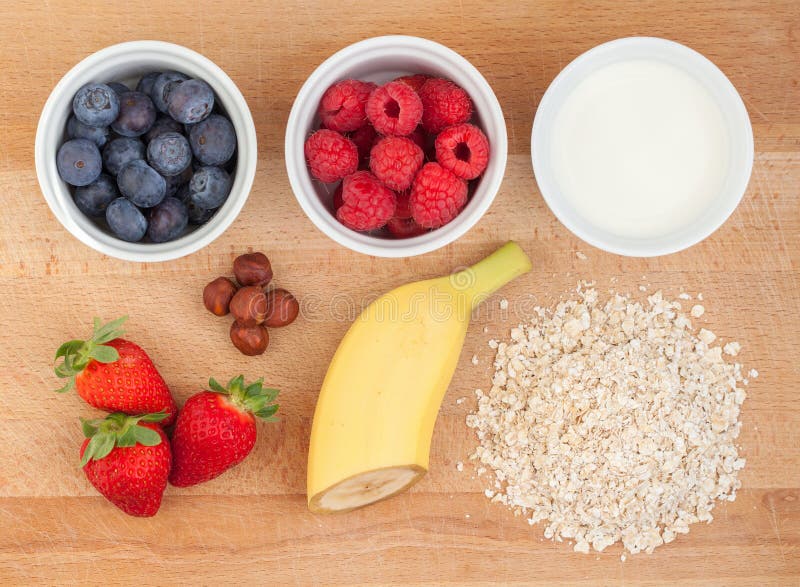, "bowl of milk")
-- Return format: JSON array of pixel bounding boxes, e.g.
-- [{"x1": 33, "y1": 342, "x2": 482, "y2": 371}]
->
[{"x1": 532, "y1": 37, "x2": 753, "y2": 257}]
